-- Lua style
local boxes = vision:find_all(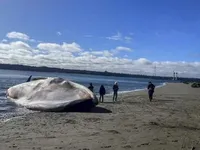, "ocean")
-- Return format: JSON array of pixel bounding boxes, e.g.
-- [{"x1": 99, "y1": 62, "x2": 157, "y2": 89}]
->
[{"x1": 0, "y1": 69, "x2": 168, "y2": 121}]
